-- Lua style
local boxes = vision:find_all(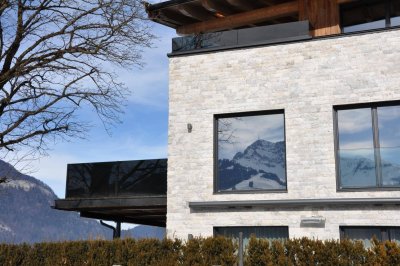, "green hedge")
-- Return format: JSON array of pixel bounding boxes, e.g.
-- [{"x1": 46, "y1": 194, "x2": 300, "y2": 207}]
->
[{"x1": 1, "y1": 236, "x2": 400, "y2": 266}]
